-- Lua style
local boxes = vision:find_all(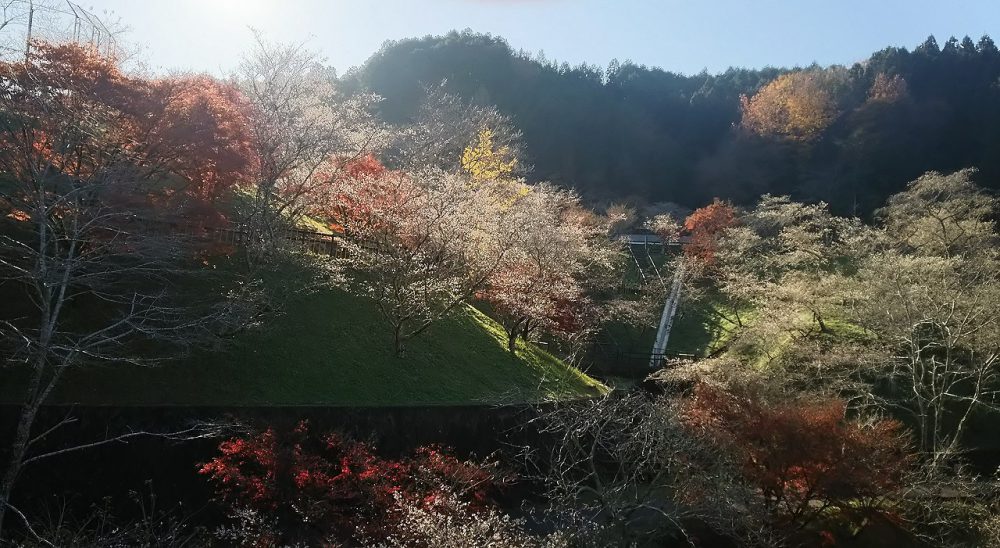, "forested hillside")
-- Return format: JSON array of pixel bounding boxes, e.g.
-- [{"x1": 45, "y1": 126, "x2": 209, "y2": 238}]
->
[
  {"x1": 352, "y1": 31, "x2": 1000, "y2": 215},
  {"x1": 4, "y1": 2, "x2": 1000, "y2": 541}
]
